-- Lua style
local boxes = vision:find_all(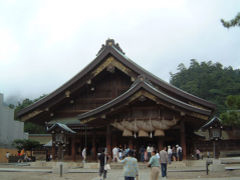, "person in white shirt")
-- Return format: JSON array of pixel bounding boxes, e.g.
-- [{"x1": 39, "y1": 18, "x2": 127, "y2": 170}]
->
[
  {"x1": 82, "y1": 147, "x2": 87, "y2": 163},
  {"x1": 167, "y1": 145, "x2": 172, "y2": 164},
  {"x1": 176, "y1": 145, "x2": 182, "y2": 161},
  {"x1": 147, "y1": 145, "x2": 152, "y2": 160},
  {"x1": 6, "y1": 152, "x2": 10, "y2": 162},
  {"x1": 112, "y1": 146, "x2": 119, "y2": 162}
]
